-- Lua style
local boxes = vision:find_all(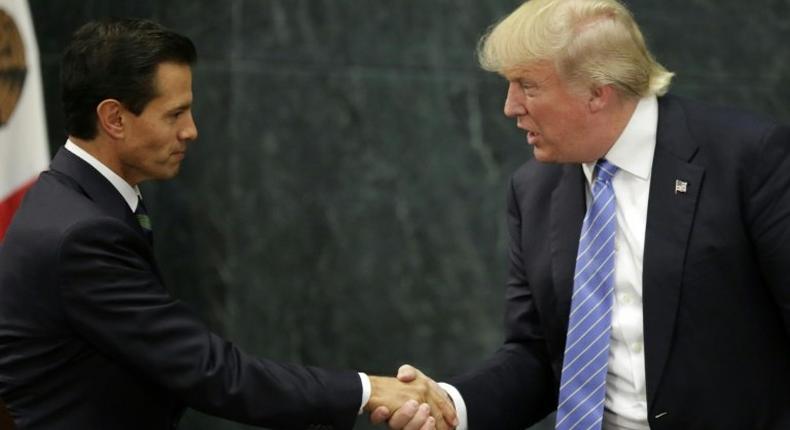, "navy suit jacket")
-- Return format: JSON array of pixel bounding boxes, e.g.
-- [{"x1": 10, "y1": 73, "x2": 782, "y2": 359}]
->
[
  {"x1": 451, "y1": 95, "x2": 790, "y2": 429},
  {"x1": 0, "y1": 148, "x2": 361, "y2": 430}
]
